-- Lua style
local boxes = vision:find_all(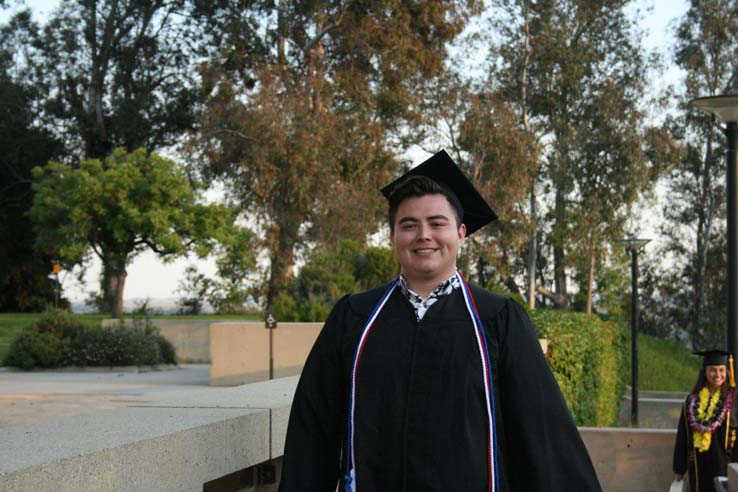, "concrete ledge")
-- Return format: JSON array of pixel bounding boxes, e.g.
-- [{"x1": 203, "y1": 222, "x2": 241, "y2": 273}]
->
[
  {"x1": 728, "y1": 463, "x2": 738, "y2": 492},
  {"x1": 580, "y1": 426, "x2": 676, "y2": 492},
  {"x1": 0, "y1": 376, "x2": 299, "y2": 492}
]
